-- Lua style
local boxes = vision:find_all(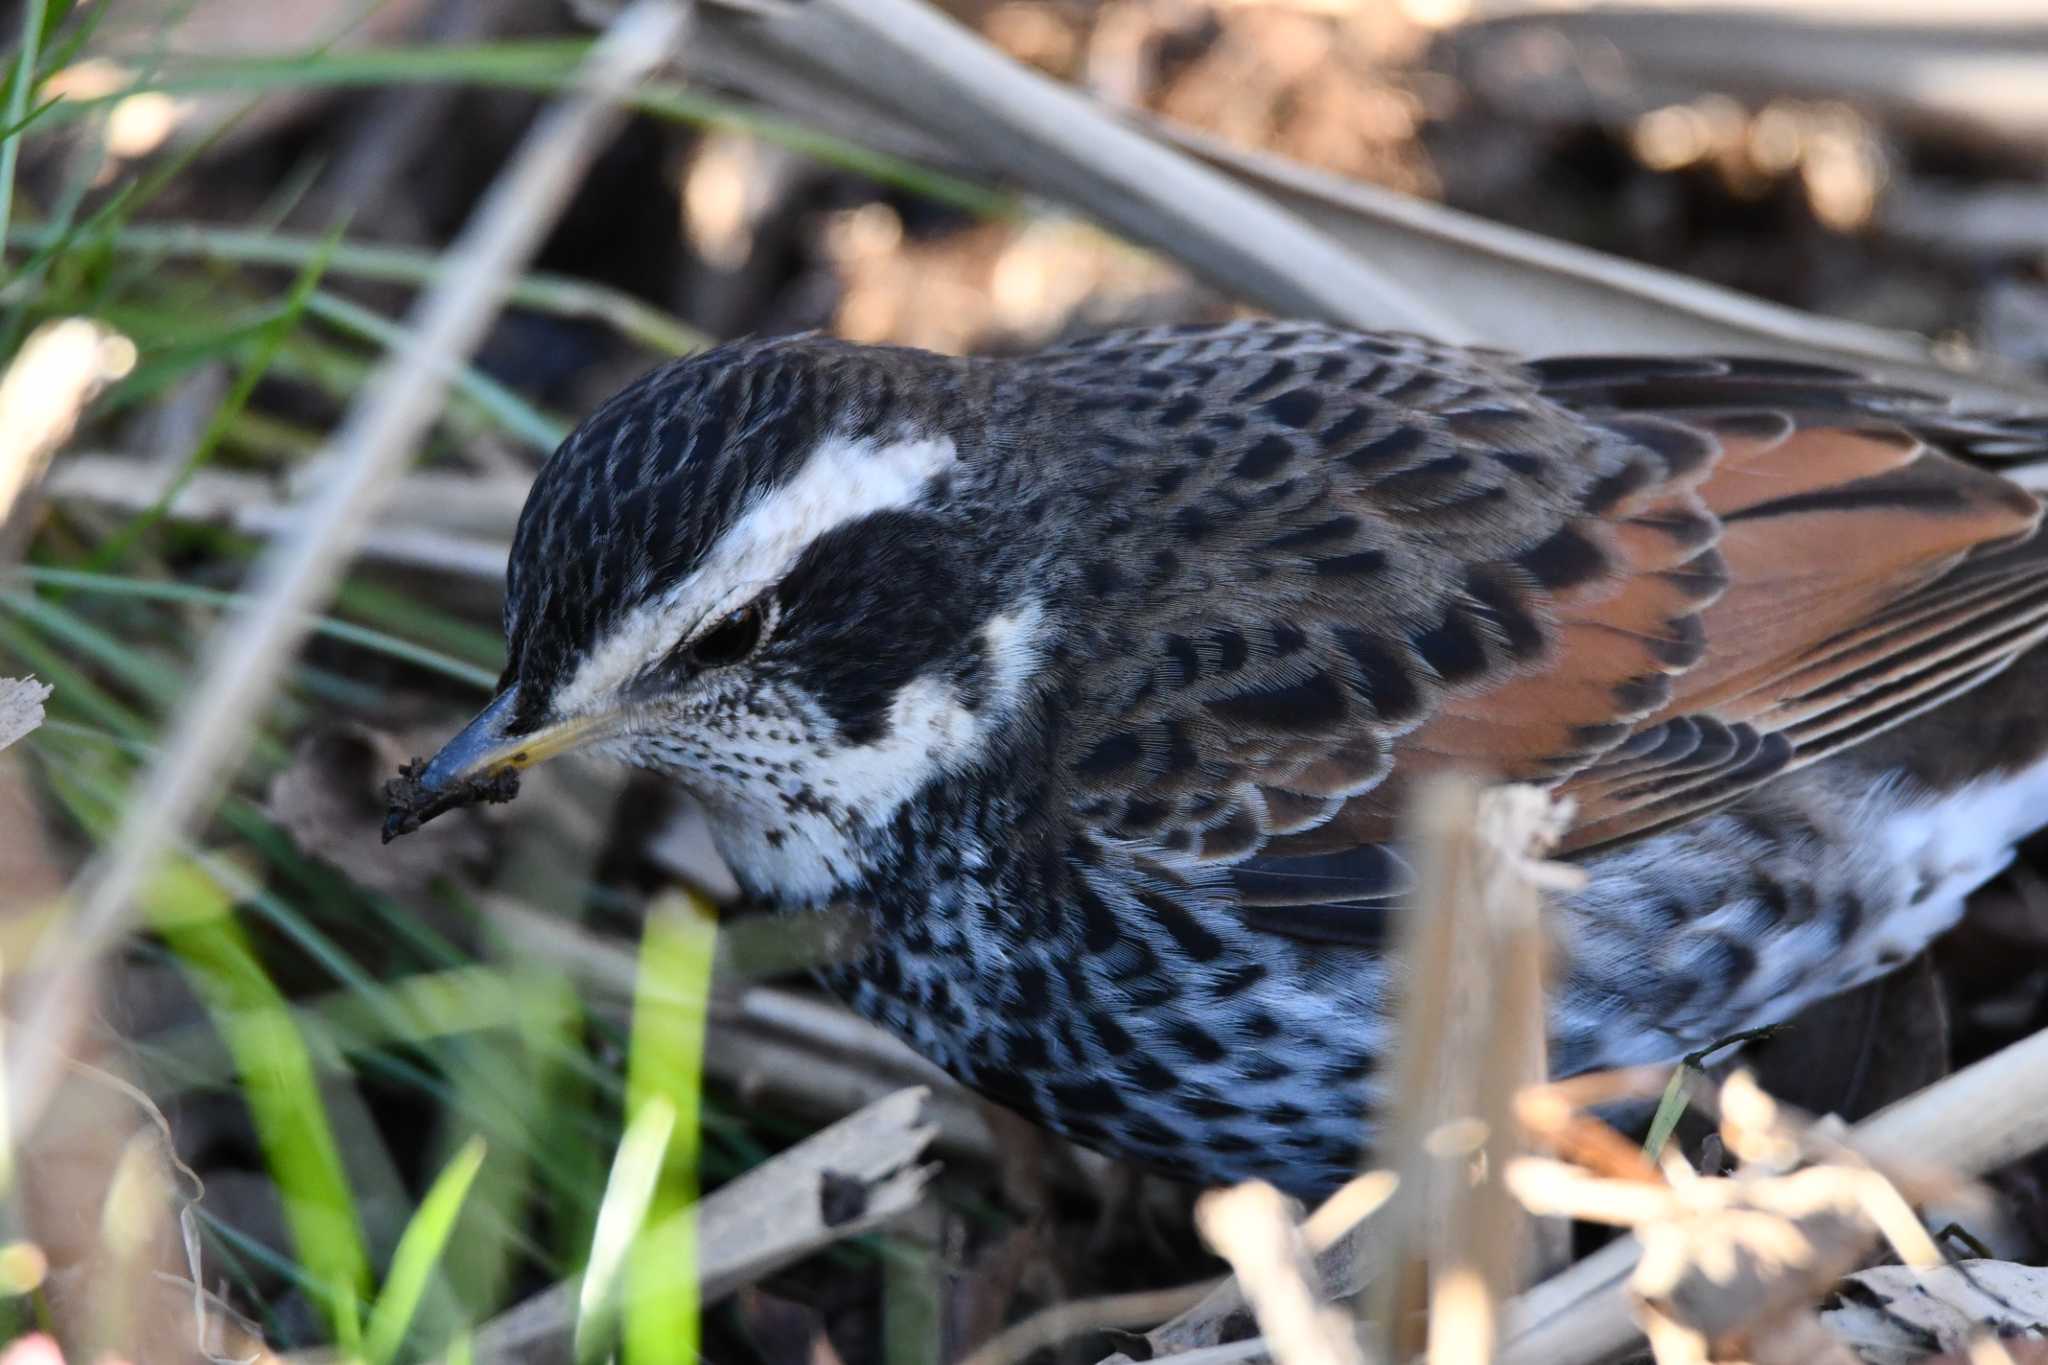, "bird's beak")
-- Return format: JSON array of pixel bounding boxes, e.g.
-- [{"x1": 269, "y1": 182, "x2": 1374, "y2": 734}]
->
[{"x1": 382, "y1": 685, "x2": 612, "y2": 842}]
